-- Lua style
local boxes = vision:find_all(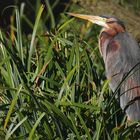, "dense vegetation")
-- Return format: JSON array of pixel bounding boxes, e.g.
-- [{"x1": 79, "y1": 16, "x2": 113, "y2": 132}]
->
[{"x1": 0, "y1": 0, "x2": 140, "y2": 139}]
